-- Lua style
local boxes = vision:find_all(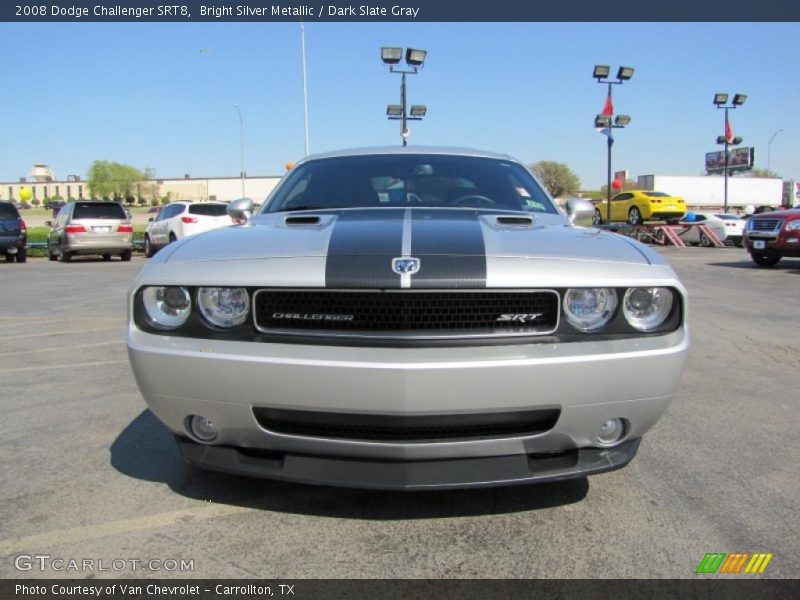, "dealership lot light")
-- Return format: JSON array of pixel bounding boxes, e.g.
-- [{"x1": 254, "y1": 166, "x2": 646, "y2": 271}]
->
[
  {"x1": 381, "y1": 47, "x2": 403, "y2": 64},
  {"x1": 617, "y1": 66, "x2": 635, "y2": 80},
  {"x1": 713, "y1": 92, "x2": 747, "y2": 213},
  {"x1": 382, "y1": 46, "x2": 428, "y2": 146},
  {"x1": 593, "y1": 65, "x2": 634, "y2": 223},
  {"x1": 405, "y1": 48, "x2": 427, "y2": 66}
]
